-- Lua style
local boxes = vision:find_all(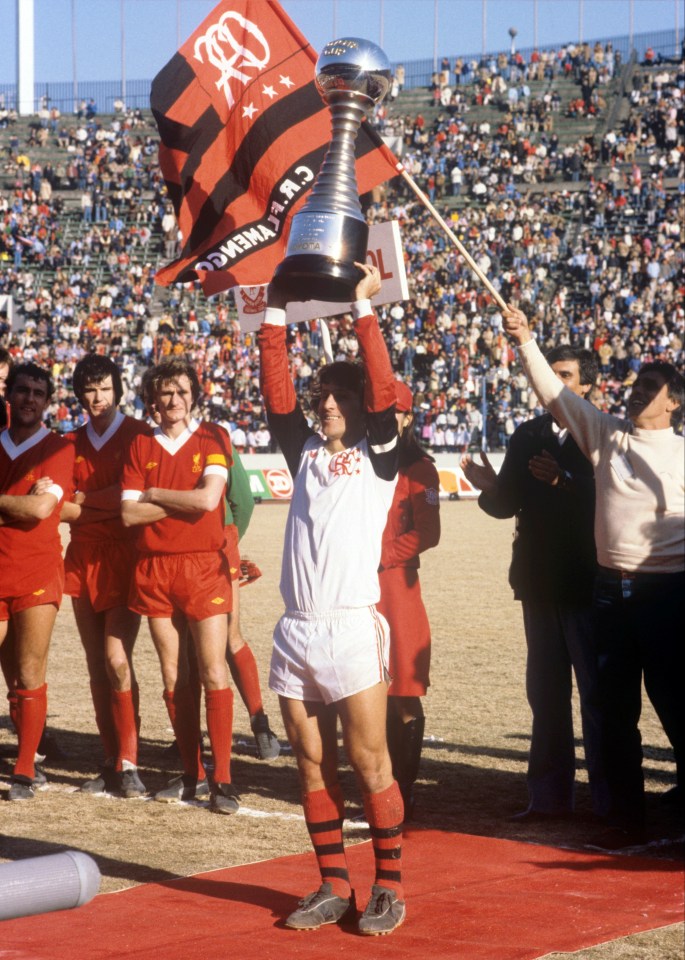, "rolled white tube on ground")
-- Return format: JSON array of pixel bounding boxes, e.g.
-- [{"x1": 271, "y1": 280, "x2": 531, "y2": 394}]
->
[{"x1": 0, "y1": 851, "x2": 101, "y2": 920}]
